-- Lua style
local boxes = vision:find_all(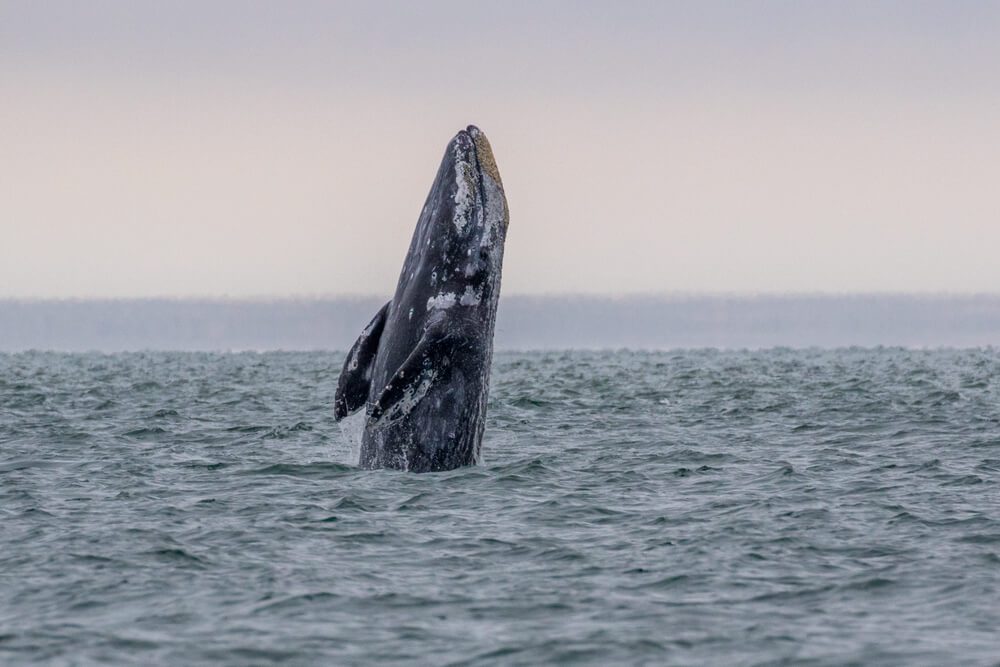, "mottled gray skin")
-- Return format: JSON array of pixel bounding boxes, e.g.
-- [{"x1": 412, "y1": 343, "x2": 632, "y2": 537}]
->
[{"x1": 333, "y1": 126, "x2": 509, "y2": 472}]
